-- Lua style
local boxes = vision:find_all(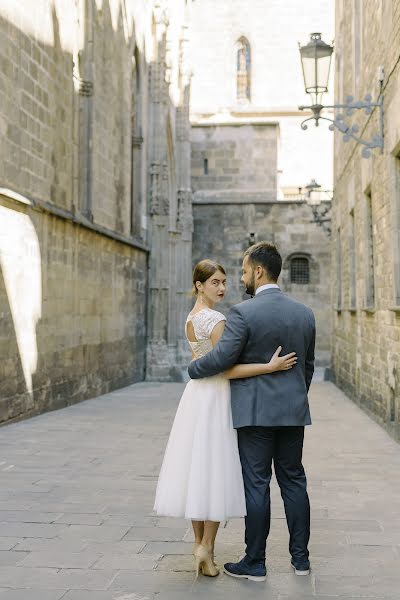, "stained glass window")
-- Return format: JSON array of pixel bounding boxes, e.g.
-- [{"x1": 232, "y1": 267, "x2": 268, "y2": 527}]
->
[{"x1": 237, "y1": 37, "x2": 251, "y2": 101}]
